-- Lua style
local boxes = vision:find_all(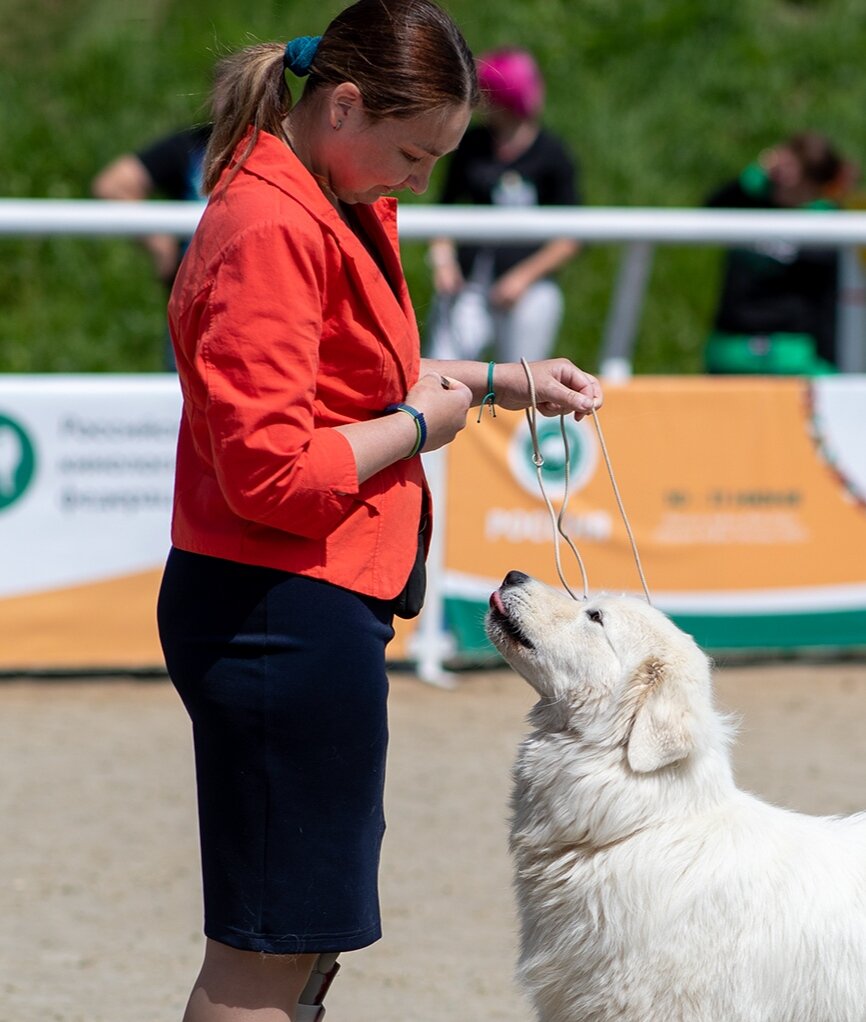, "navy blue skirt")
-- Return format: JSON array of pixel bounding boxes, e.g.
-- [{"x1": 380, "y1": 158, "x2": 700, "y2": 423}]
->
[{"x1": 157, "y1": 547, "x2": 395, "y2": 954}]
